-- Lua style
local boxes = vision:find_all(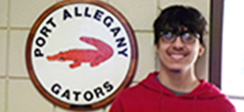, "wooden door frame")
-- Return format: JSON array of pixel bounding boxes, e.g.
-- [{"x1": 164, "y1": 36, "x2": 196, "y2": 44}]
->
[{"x1": 209, "y1": 0, "x2": 224, "y2": 88}]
